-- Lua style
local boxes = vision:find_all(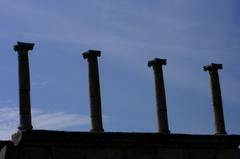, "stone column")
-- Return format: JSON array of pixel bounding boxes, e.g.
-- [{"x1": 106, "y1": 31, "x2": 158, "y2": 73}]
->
[
  {"x1": 14, "y1": 42, "x2": 34, "y2": 130},
  {"x1": 148, "y1": 58, "x2": 170, "y2": 133},
  {"x1": 203, "y1": 63, "x2": 227, "y2": 134},
  {"x1": 82, "y1": 50, "x2": 104, "y2": 132}
]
